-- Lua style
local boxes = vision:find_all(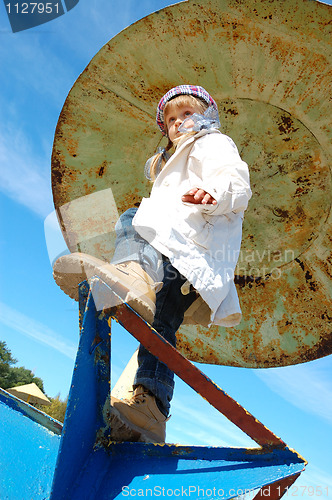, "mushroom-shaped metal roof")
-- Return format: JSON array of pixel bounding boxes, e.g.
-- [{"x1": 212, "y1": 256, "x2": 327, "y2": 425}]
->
[{"x1": 52, "y1": 0, "x2": 332, "y2": 368}]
